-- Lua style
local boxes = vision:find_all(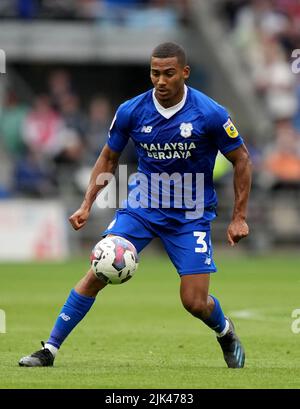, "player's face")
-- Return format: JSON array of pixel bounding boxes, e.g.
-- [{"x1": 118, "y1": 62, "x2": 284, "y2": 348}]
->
[{"x1": 150, "y1": 57, "x2": 190, "y2": 108}]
